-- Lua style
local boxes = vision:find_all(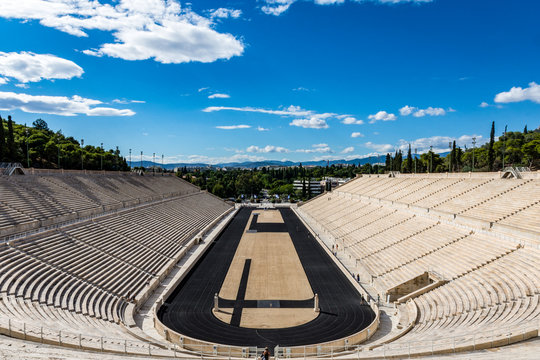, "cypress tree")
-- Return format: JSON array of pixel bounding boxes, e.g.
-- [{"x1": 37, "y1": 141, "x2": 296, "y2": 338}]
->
[
  {"x1": 452, "y1": 140, "x2": 457, "y2": 172},
  {"x1": 488, "y1": 121, "x2": 495, "y2": 171},
  {"x1": 0, "y1": 115, "x2": 5, "y2": 162},
  {"x1": 385, "y1": 153, "x2": 391, "y2": 170},
  {"x1": 524, "y1": 125, "x2": 528, "y2": 134},
  {"x1": 7, "y1": 115, "x2": 15, "y2": 161},
  {"x1": 406, "y1": 144, "x2": 413, "y2": 173}
]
